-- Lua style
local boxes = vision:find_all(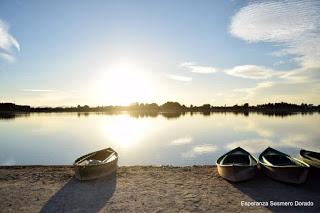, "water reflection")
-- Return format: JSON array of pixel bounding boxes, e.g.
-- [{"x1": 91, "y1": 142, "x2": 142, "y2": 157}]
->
[
  {"x1": 181, "y1": 145, "x2": 218, "y2": 158},
  {"x1": 226, "y1": 139, "x2": 275, "y2": 154},
  {"x1": 0, "y1": 112, "x2": 30, "y2": 120},
  {"x1": 100, "y1": 115, "x2": 149, "y2": 149},
  {"x1": 0, "y1": 112, "x2": 319, "y2": 165},
  {"x1": 170, "y1": 136, "x2": 193, "y2": 146}
]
